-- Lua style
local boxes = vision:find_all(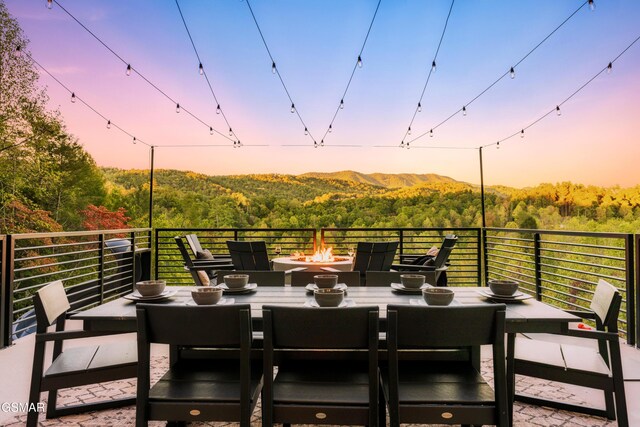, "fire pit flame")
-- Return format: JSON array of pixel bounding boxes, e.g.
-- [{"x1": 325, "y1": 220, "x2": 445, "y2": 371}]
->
[{"x1": 306, "y1": 247, "x2": 334, "y2": 262}]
